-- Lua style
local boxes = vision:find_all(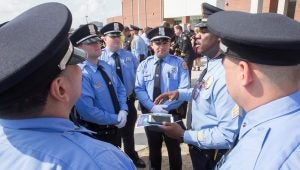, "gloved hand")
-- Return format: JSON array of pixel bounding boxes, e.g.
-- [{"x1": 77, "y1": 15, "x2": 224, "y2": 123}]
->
[
  {"x1": 150, "y1": 104, "x2": 168, "y2": 113},
  {"x1": 116, "y1": 110, "x2": 128, "y2": 128}
]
